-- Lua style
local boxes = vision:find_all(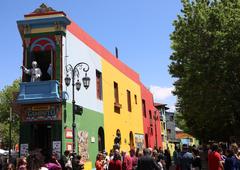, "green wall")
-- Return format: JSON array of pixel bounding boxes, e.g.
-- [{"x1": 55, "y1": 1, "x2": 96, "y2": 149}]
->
[{"x1": 62, "y1": 102, "x2": 103, "y2": 166}]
